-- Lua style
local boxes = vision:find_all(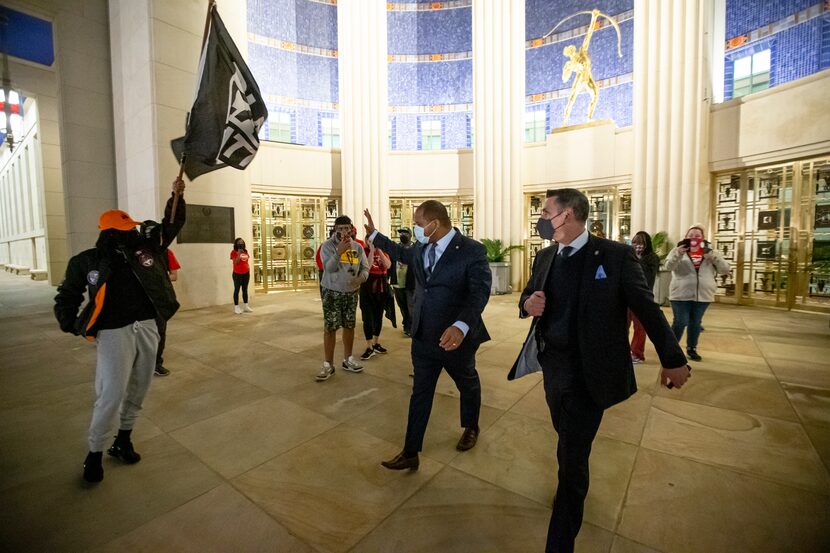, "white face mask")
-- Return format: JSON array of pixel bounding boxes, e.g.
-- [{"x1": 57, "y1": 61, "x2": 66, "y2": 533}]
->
[{"x1": 413, "y1": 221, "x2": 435, "y2": 245}]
